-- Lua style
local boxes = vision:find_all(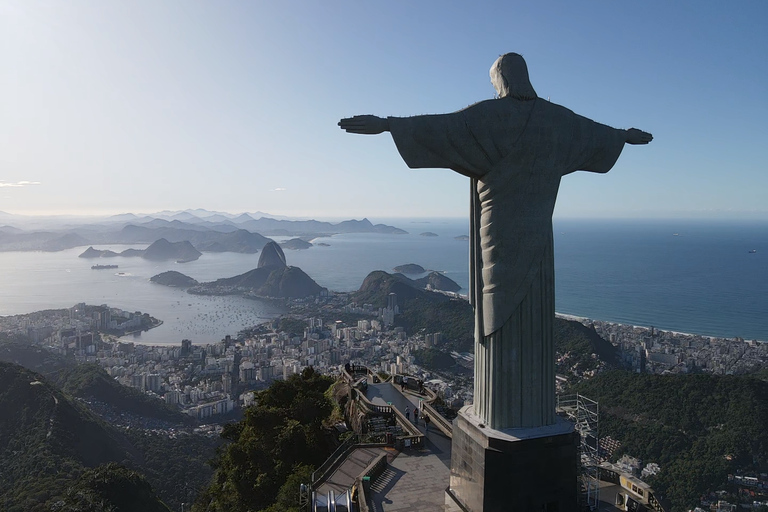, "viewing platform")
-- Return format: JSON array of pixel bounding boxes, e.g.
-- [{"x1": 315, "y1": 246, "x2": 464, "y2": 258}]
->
[
  {"x1": 309, "y1": 366, "x2": 454, "y2": 511},
  {"x1": 310, "y1": 366, "x2": 650, "y2": 511}
]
